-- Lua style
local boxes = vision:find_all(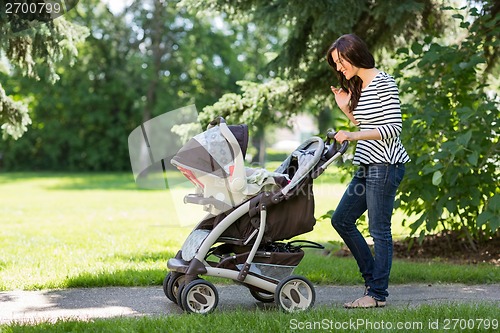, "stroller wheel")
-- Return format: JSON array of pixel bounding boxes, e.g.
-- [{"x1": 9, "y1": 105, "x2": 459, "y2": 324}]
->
[
  {"x1": 249, "y1": 289, "x2": 275, "y2": 303},
  {"x1": 180, "y1": 279, "x2": 219, "y2": 314},
  {"x1": 176, "y1": 283, "x2": 186, "y2": 310},
  {"x1": 165, "y1": 272, "x2": 186, "y2": 304},
  {"x1": 162, "y1": 272, "x2": 172, "y2": 299},
  {"x1": 274, "y1": 275, "x2": 315, "y2": 312}
]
